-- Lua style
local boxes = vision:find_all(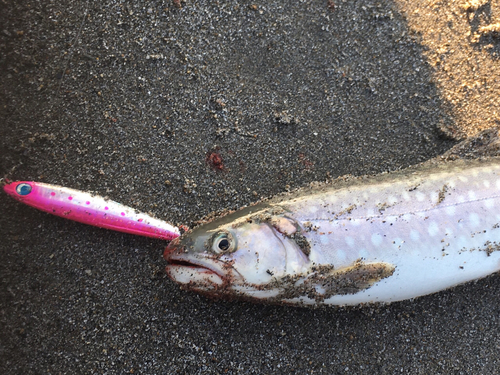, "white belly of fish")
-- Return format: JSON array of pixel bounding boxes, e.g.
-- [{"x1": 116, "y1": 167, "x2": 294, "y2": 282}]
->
[{"x1": 278, "y1": 160, "x2": 500, "y2": 305}]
